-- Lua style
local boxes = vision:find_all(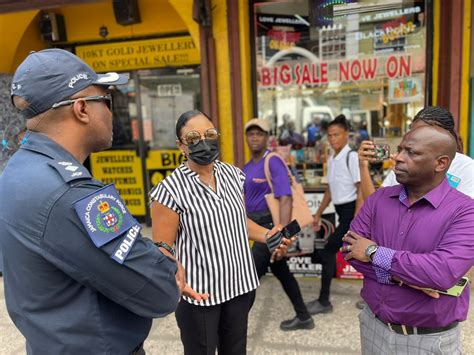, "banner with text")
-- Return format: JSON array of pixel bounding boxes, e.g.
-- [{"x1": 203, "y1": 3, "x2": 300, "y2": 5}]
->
[
  {"x1": 259, "y1": 54, "x2": 413, "y2": 88},
  {"x1": 147, "y1": 150, "x2": 185, "y2": 187},
  {"x1": 76, "y1": 36, "x2": 200, "y2": 72}
]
